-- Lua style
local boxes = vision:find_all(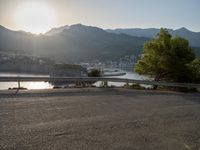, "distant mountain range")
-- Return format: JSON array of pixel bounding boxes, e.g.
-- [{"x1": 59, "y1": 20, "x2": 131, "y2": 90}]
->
[
  {"x1": 0, "y1": 24, "x2": 148, "y2": 62},
  {"x1": 107, "y1": 27, "x2": 200, "y2": 47},
  {"x1": 0, "y1": 24, "x2": 199, "y2": 63},
  {"x1": 45, "y1": 25, "x2": 69, "y2": 36}
]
